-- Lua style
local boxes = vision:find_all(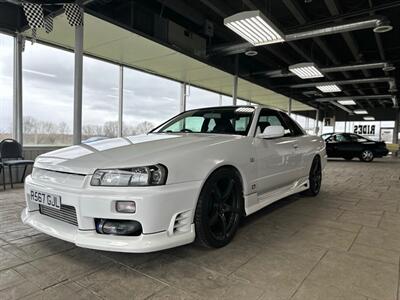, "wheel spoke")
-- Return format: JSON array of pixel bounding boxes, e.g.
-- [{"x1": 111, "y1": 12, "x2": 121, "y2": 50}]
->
[
  {"x1": 219, "y1": 214, "x2": 227, "y2": 237},
  {"x1": 209, "y1": 212, "x2": 219, "y2": 226},
  {"x1": 212, "y1": 183, "x2": 222, "y2": 201},
  {"x1": 222, "y1": 179, "x2": 234, "y2": 201}
]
